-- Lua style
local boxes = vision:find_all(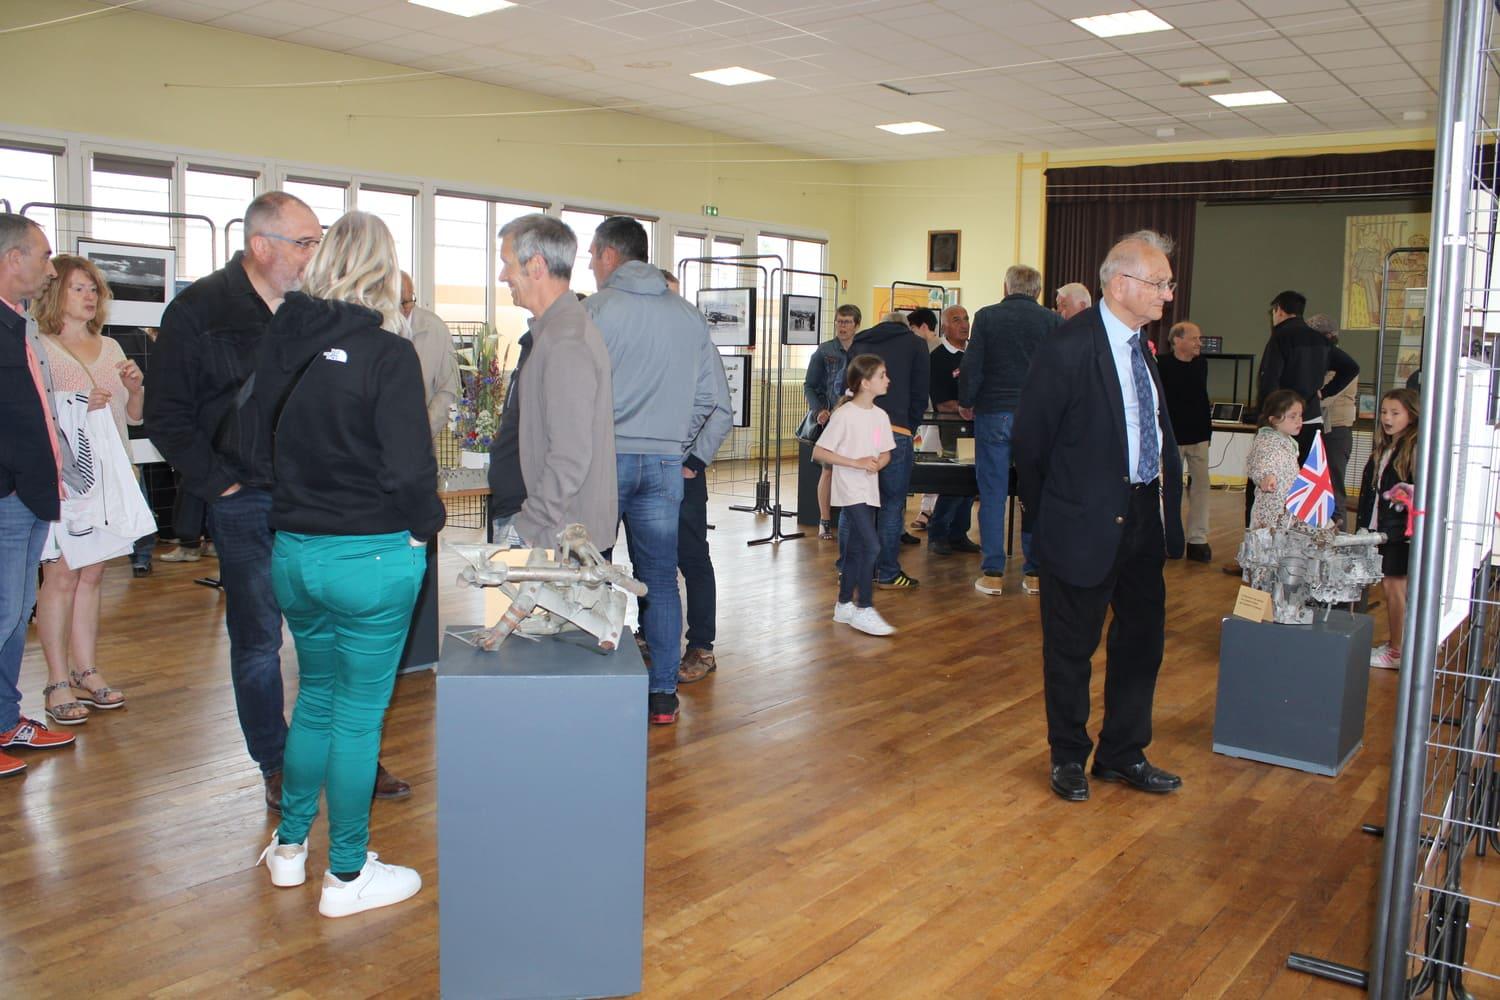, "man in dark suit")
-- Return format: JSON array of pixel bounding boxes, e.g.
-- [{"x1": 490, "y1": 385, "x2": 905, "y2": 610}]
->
[{"x1": 1013, "y1": 230, "x2": 1186, "y2": 803}]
